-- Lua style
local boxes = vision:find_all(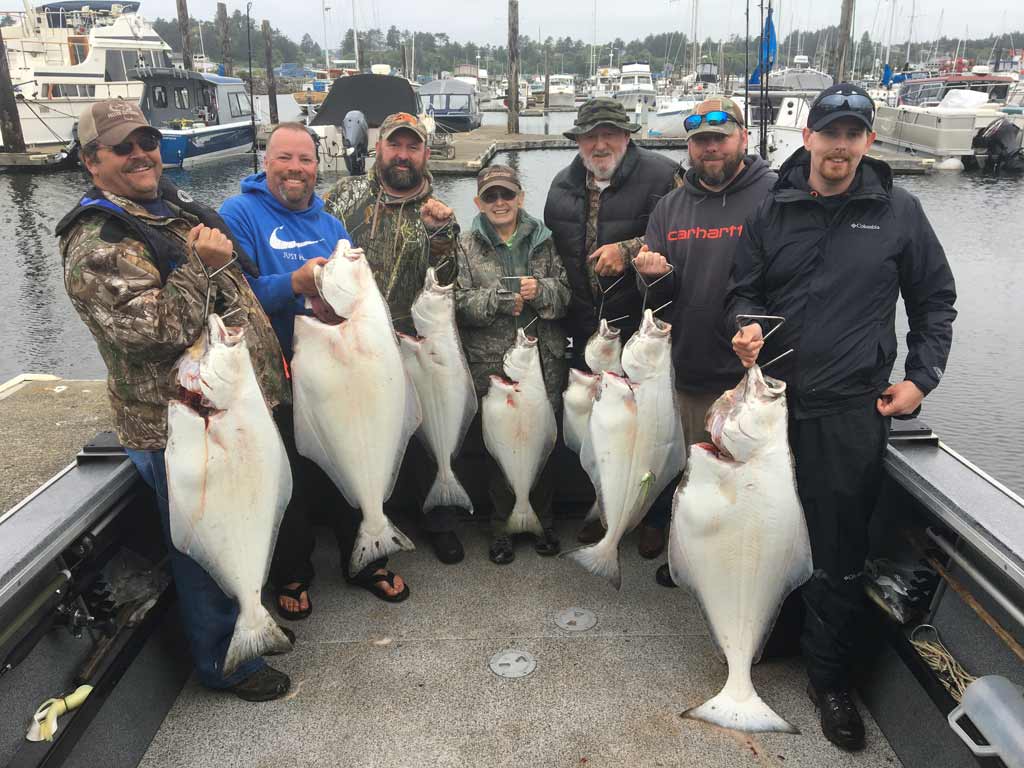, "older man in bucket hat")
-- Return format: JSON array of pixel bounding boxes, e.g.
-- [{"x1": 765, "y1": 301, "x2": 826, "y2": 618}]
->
[{"x1": 543, "y1": 97, "x2": 678, "y2": 555}]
